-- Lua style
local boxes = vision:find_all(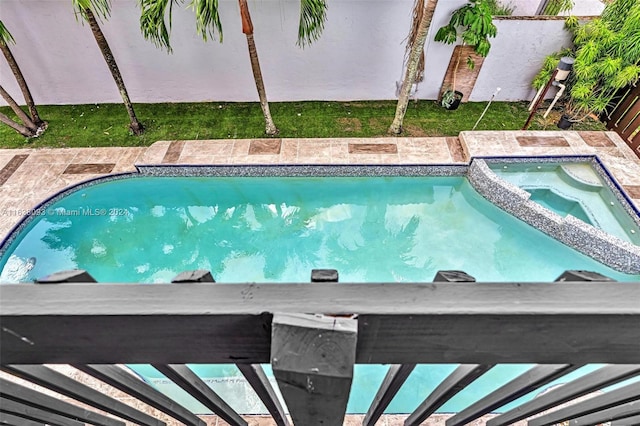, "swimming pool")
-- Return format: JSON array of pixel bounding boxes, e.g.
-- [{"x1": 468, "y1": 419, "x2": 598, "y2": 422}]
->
[{"x1": 1, "y1": 163, "x2": 639, "y2": 283}]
